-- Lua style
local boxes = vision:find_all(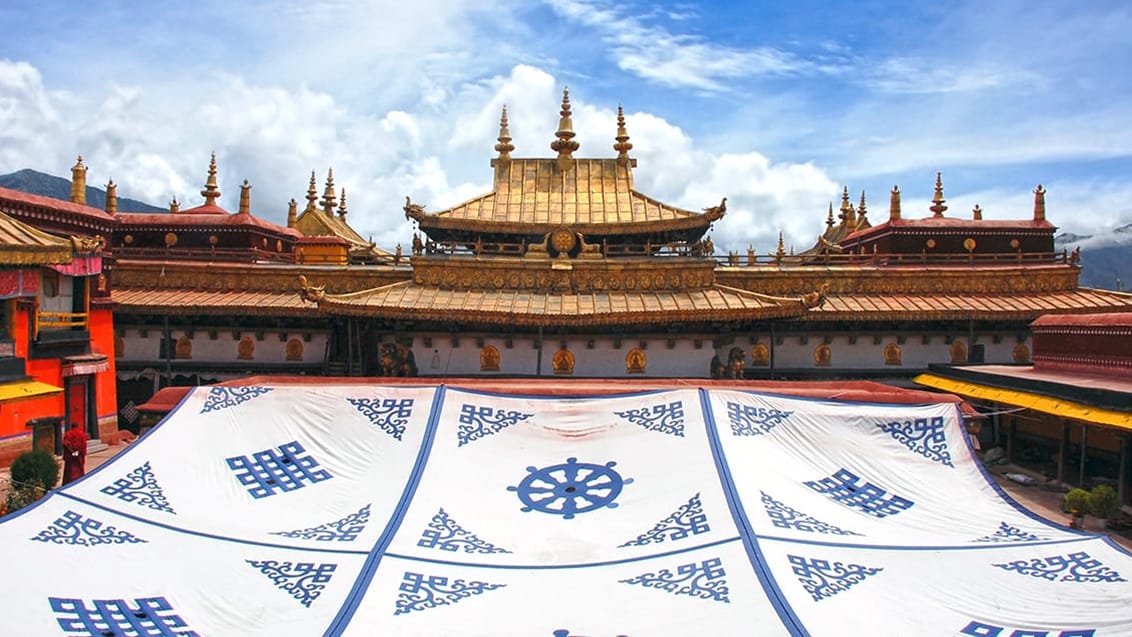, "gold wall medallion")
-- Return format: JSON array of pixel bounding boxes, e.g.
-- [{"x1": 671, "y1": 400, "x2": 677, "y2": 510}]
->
[
  {"x1": 814, "y1": 343, "x2": 832, "y2": 367},
  {"x1": 480, "y1": 344, "x2": 501, "y2": 372},
  {"x1": 552, "y1": 347, "x2": 575, "y2": 375},
  {"x1": 238, "y1": 335, "x2": 256, "y2": 360},
  {"x1": 626, "y1": 347, "x2": 646, "y2": 374},
  {"x1": 883, "y1": 342, "x2": 902, "y2": 366}
]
